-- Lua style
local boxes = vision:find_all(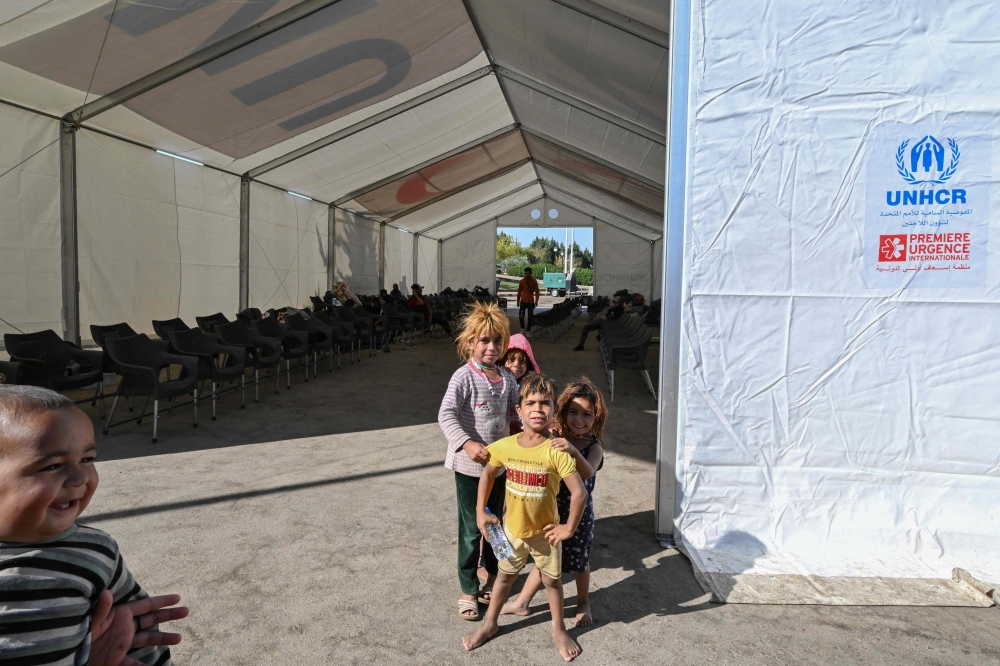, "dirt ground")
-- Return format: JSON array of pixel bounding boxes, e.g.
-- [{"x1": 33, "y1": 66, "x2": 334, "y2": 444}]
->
[{"x1": 69, "y1": 316, "x2": 1000, "y2": 665}]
